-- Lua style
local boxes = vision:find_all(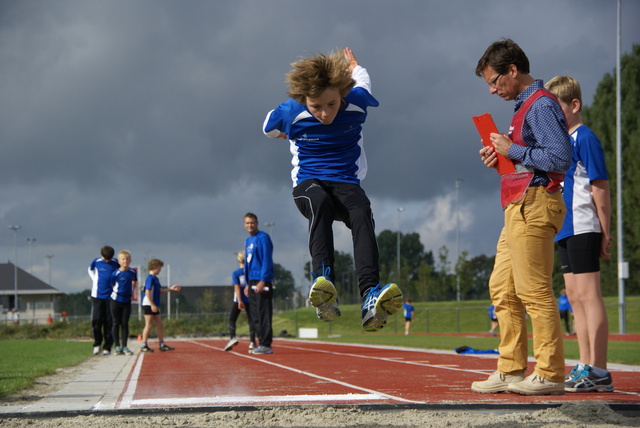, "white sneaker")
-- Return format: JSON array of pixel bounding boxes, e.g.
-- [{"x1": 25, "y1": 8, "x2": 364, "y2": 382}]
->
[
  {"x1": 93, "y1": 346, "x2": 100, "y2": 355},
  {"x1": 102, "y1": 349, "x2": 111, "y2": 356},
  {"x1": 224, "y1": 337, "x2": 239, "y2": 352}
]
